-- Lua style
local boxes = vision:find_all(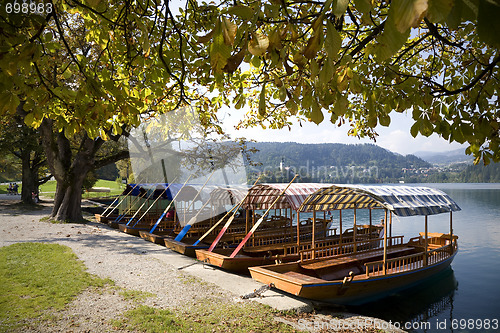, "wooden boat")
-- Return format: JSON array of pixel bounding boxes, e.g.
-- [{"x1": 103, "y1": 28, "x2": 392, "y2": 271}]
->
[
  {"x1": 196, "y1": 182, "x2": 384, "y2": 273},
  {"x1": 249, "y1": 185, "x2": 461, "y2": 305},
  {"x1": 196, "y1": 224, "x2": 381, "y2": 273}
]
